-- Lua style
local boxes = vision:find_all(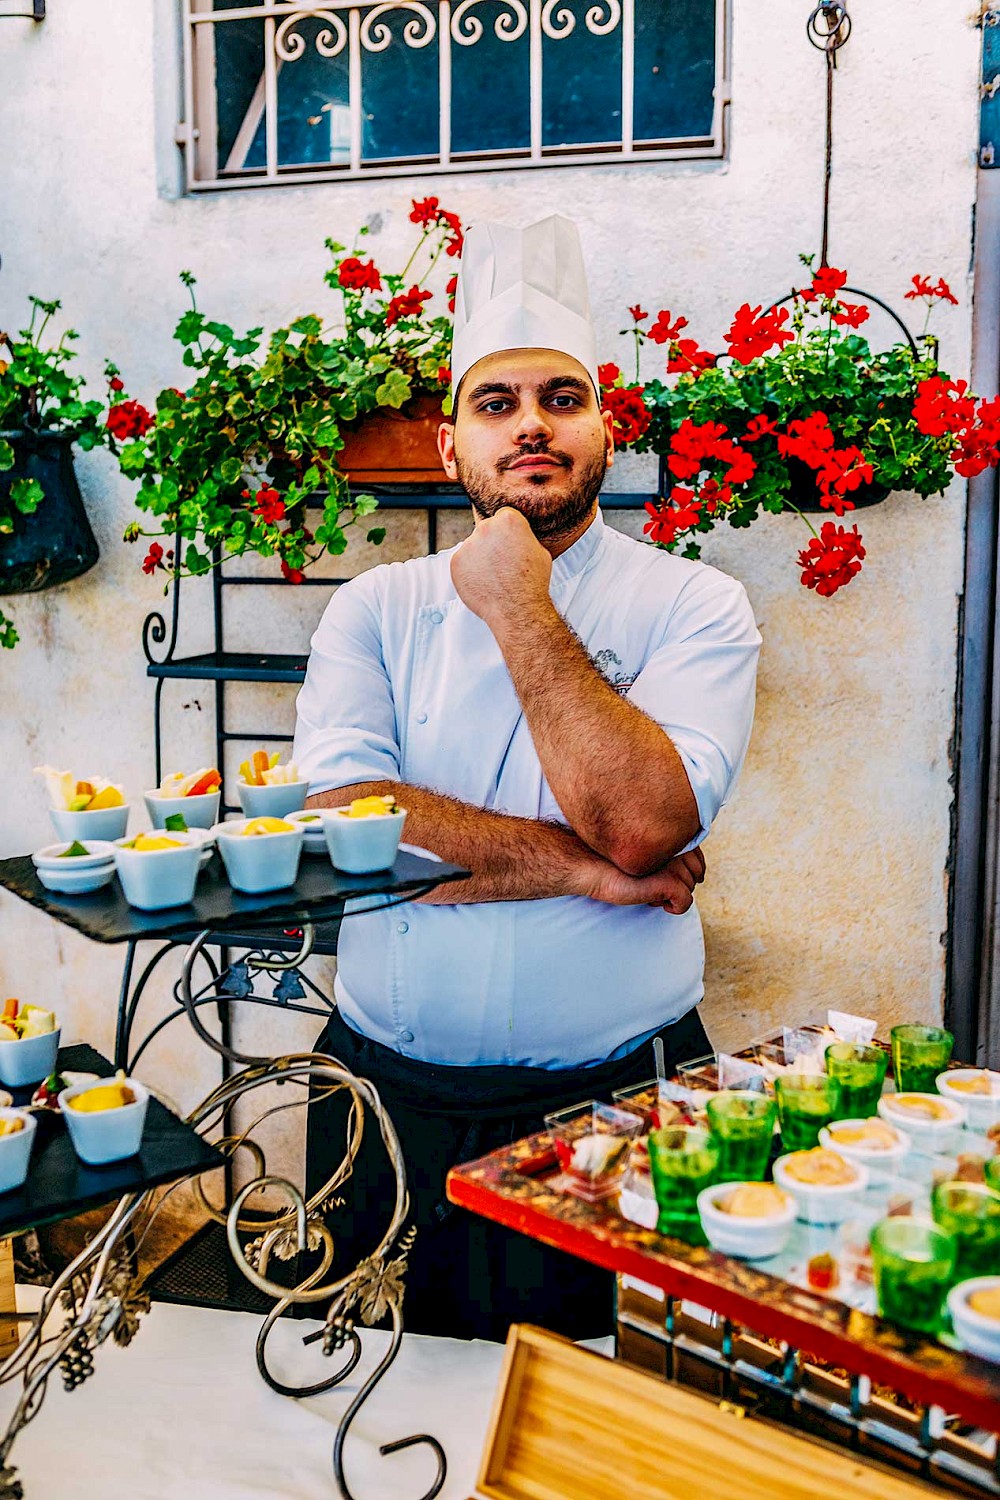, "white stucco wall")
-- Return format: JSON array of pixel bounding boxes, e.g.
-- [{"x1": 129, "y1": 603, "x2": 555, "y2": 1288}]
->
[{"x1": 0, "y1": 0, "x2": 982, "y2": 1143}]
